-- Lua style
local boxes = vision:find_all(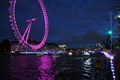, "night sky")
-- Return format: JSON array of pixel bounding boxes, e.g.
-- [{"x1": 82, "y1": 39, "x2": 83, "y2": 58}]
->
[{"x1": 0, "y1": 0, "x2": 120, "y2": 48}]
